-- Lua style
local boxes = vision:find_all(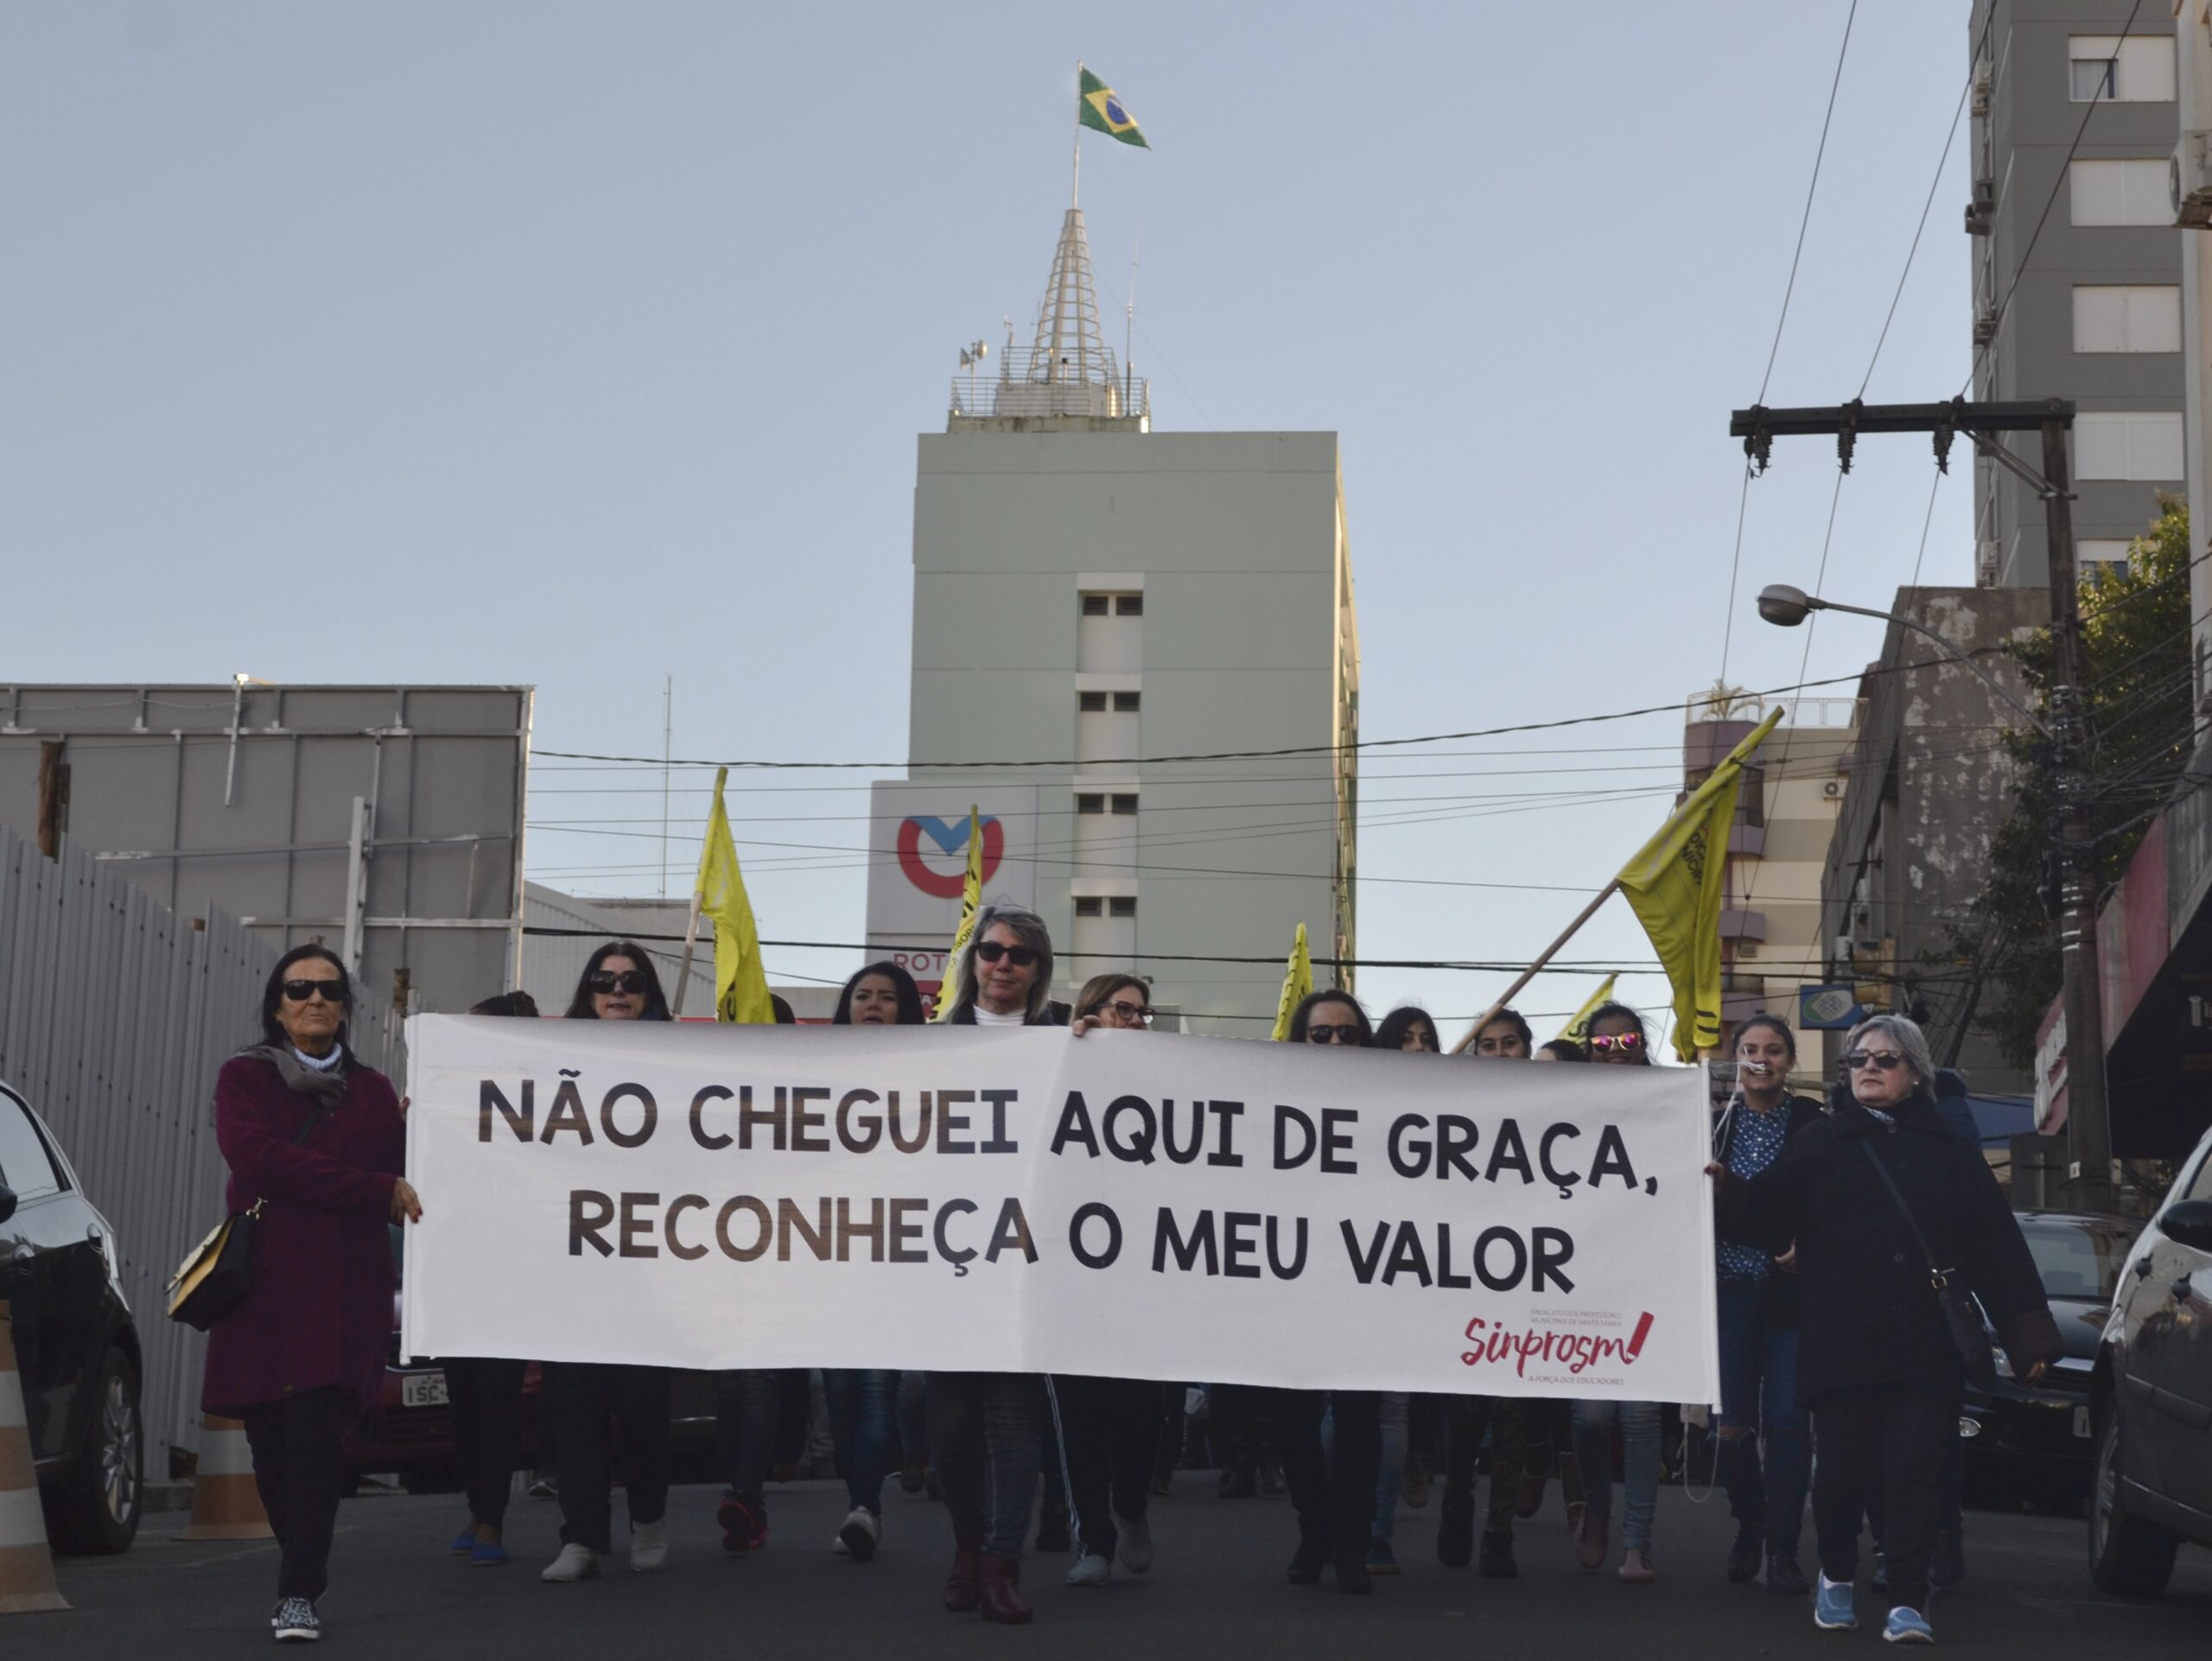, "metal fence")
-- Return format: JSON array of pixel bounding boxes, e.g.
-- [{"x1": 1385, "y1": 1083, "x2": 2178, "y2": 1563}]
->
[{"x1": 0, "y1": 824, "x2": 390, "y2": 1471}]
